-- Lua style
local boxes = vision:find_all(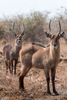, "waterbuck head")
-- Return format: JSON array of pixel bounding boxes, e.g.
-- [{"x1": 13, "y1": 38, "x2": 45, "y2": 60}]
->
[
  {"x1": 13, "y1": 23, "x2": 25, "y2": 46},
  {"x1": 45, "y1": 20, "x2": 64, "y2": 48}
]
